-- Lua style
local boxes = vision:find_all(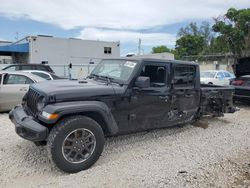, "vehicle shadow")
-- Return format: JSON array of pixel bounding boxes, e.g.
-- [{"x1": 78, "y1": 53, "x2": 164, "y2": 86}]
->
[
  {"x1": 14, "y1": 123, "x2": 195, "y2": 174},
  {"x1": 11, "y1": 110, "x2": 236, "y2": 175}
]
